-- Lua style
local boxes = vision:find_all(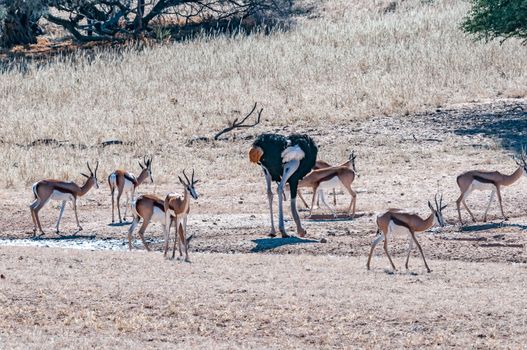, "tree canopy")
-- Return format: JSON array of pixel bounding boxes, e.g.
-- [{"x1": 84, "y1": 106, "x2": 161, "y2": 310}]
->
[
  {"x1": 0, "y1": 0, "x2": 293, "y2": 48},
  {"x1": 463, "y1": 0, "x2": 527, "y2": 43}
]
